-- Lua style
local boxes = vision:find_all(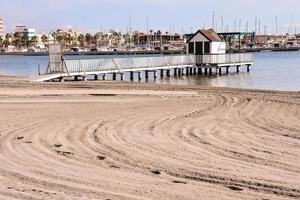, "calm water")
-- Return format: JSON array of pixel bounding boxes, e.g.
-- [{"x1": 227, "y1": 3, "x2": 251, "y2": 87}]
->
[{"x1": 0, "y1": 51, "x2": 299, "y2": 91}]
